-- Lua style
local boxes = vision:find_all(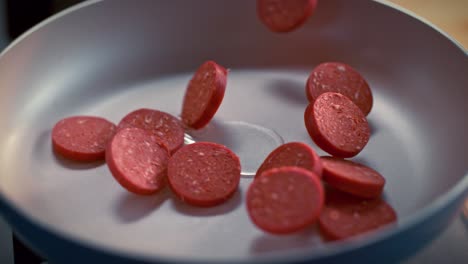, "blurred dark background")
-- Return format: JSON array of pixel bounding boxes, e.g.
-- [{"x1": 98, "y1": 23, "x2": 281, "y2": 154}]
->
[{"x1": 6, "y1": 0, "x2": 84, "y2": 39}]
